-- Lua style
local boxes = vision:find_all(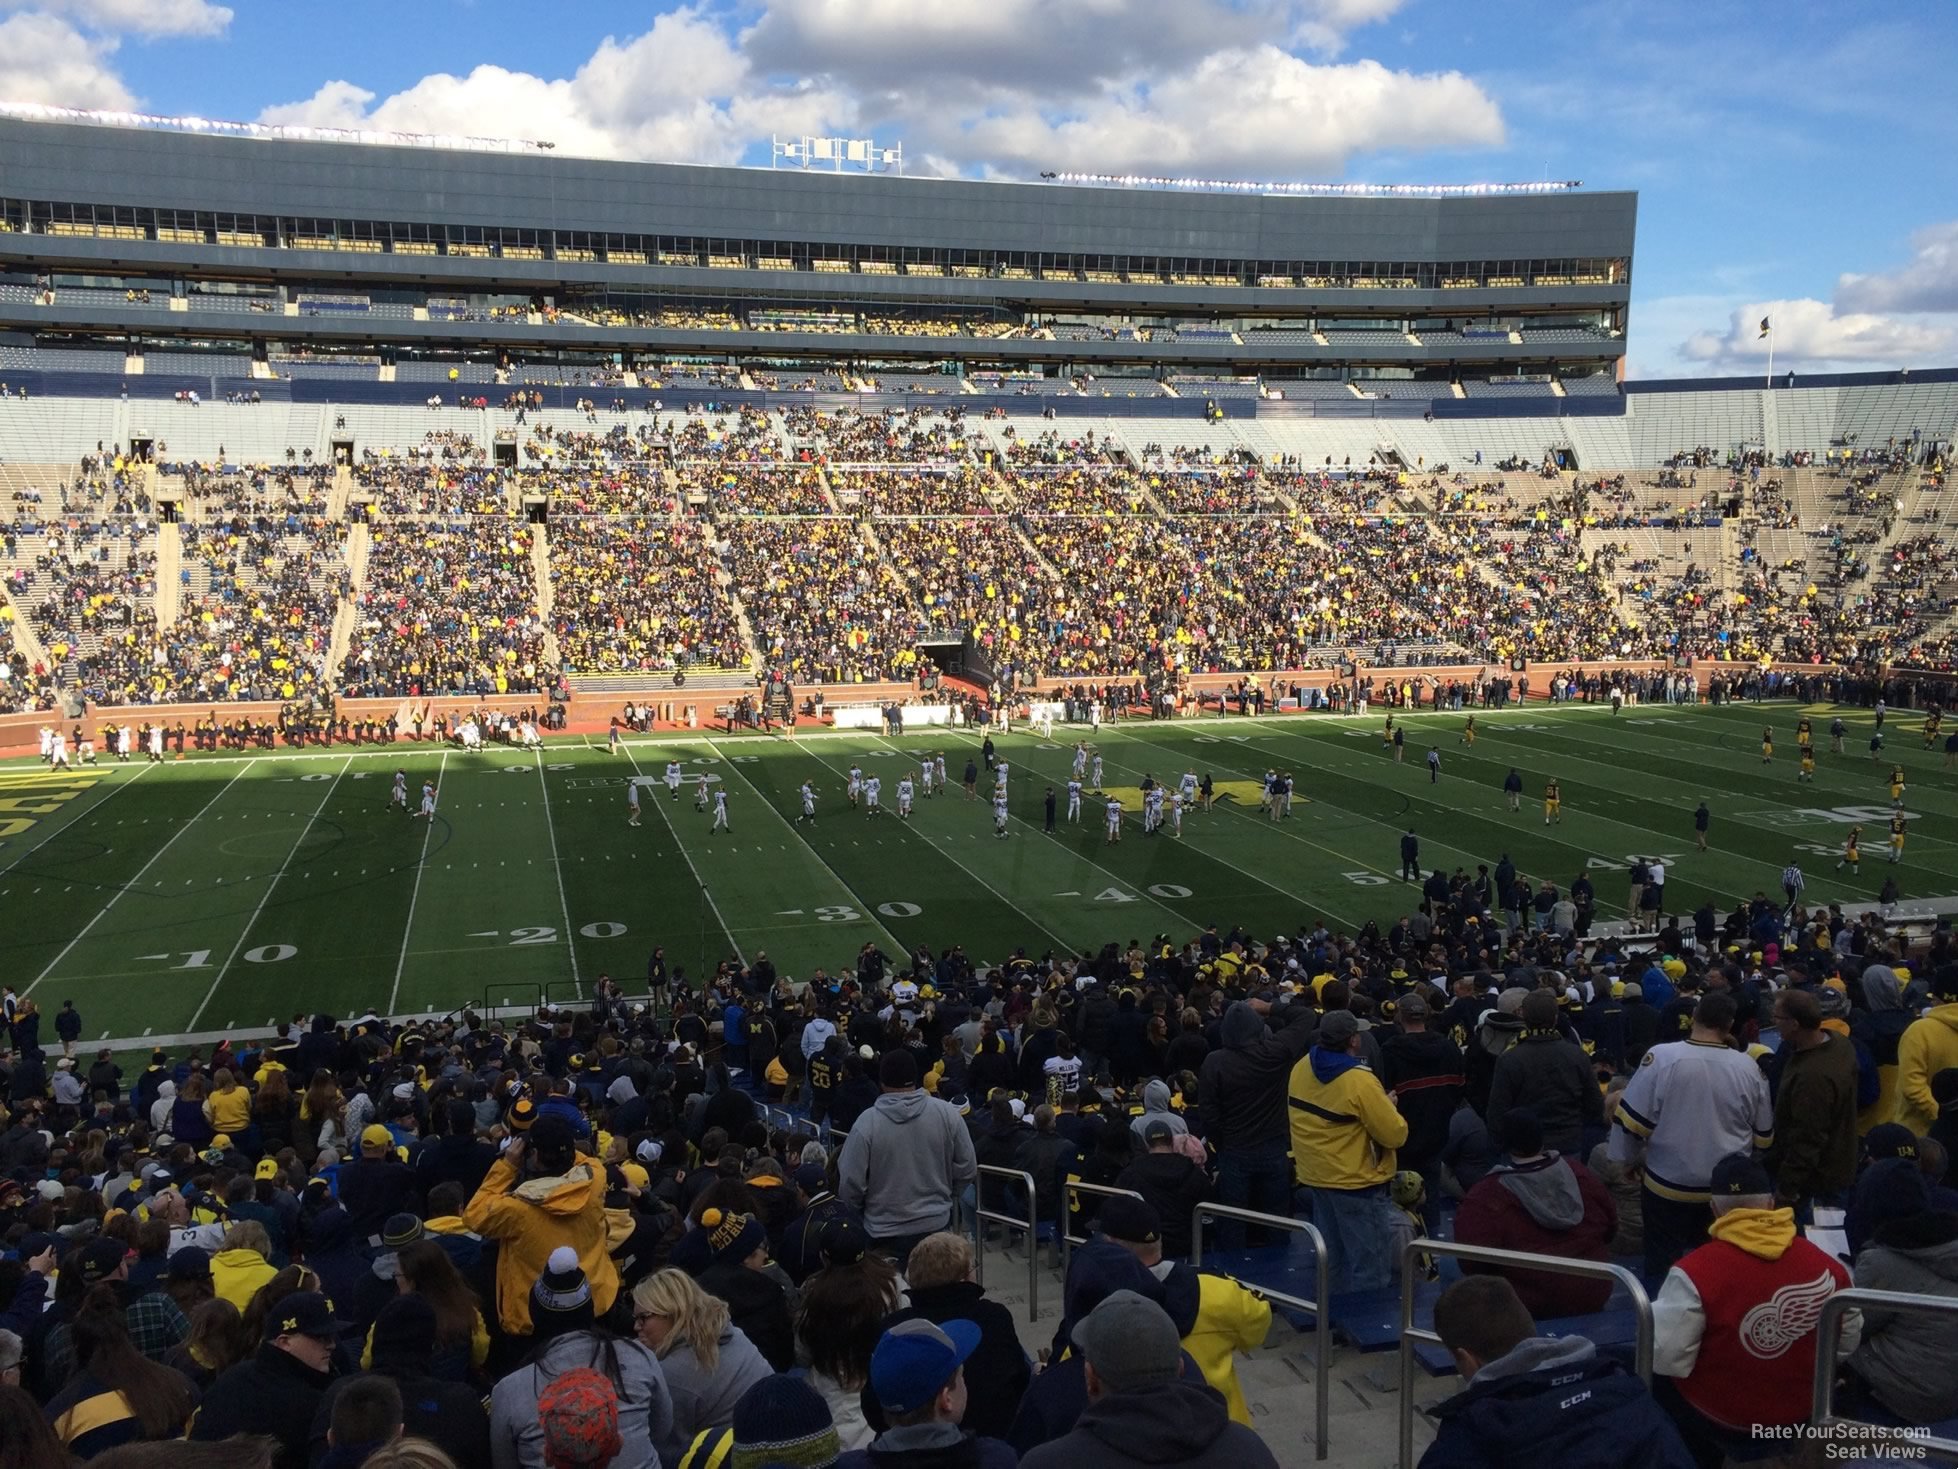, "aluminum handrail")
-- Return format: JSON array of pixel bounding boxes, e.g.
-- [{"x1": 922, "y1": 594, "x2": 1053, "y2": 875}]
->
[
  {"x1": 1193, "y1": 1203, "x2": 1330, "y2": 1460},
  {"x1": 1813, "y1": 1288, "x2": 1958, "y2": 1462},
  {"x1": 1397, "y1": 1239, "x2": 1652, "y2": 1469},
  {"x1": 973, "y1": 1164, "x2": 1040, "y2": 1321}
]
